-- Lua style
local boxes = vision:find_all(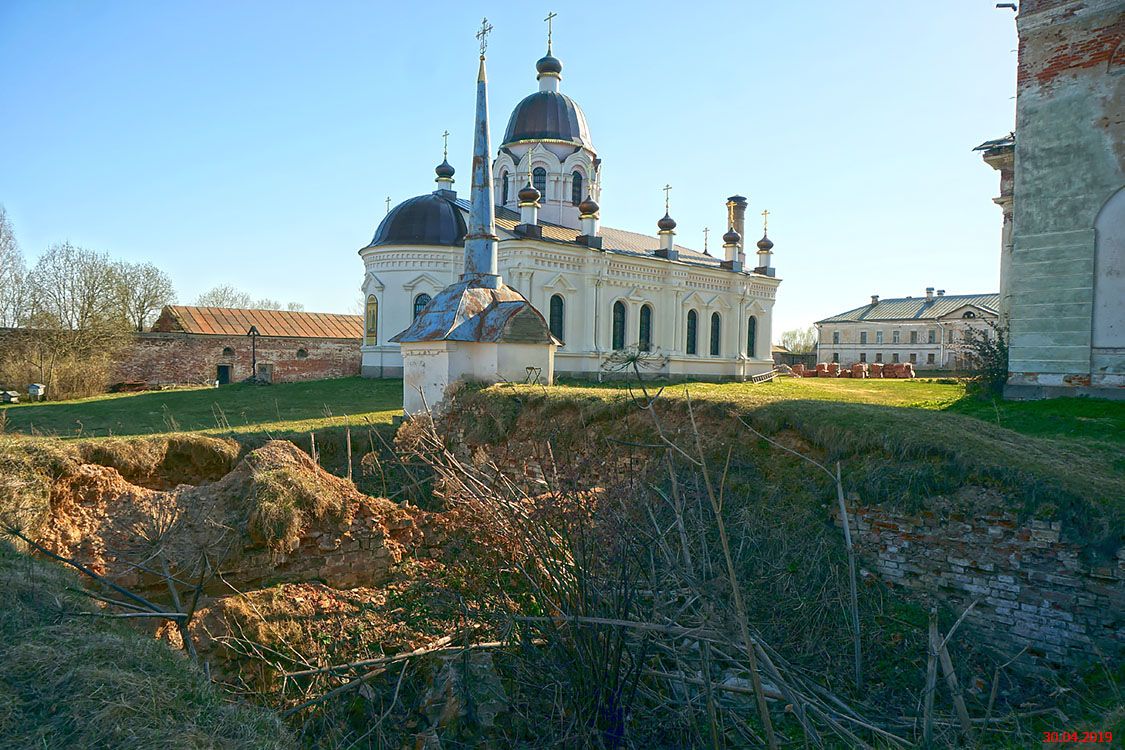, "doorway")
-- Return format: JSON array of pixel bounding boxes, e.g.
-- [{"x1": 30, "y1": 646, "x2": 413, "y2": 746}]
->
[{"x1": 216, "y1": 364, "x2": 232, "y2": 385}]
